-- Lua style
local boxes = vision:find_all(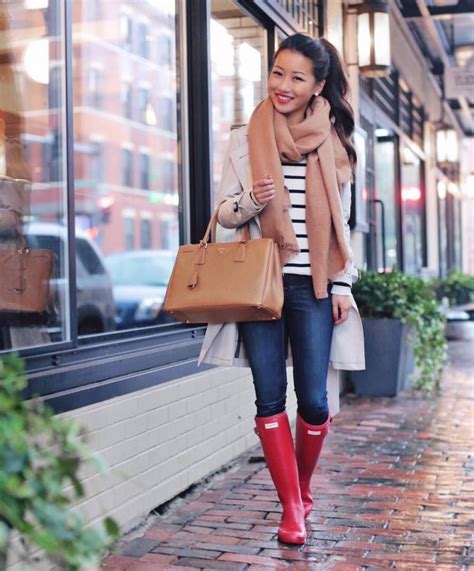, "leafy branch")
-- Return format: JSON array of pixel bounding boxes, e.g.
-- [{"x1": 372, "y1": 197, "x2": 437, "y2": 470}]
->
[
  {"x1": 0, "y1": 354, "x2": 119, "y2": 570},
  {"x1": 352, "y1": 271, "x2": 447, "y2": 391}
]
